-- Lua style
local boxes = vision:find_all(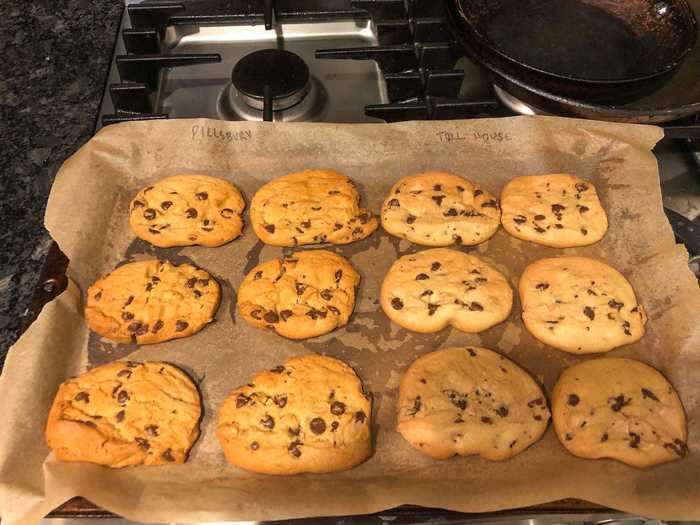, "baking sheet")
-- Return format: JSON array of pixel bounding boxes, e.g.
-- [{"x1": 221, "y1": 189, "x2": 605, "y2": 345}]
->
[{"x1": 1, "y1": 116, "x2": 699, "y2": 525}]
